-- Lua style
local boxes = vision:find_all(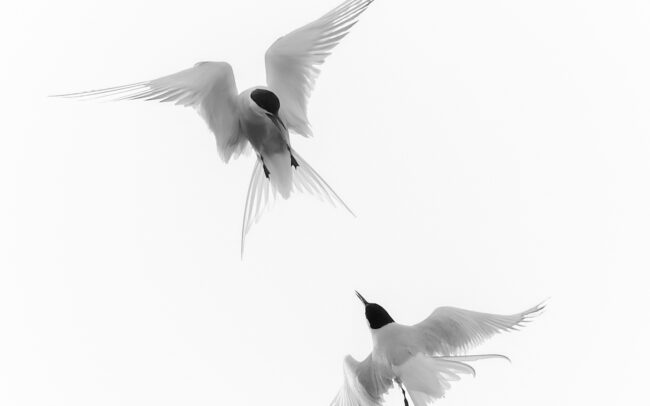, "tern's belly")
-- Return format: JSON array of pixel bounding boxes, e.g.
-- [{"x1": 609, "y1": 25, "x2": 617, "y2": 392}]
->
[{"x1": 242, "y1": 117, "x2": 287, "y2": 156}]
